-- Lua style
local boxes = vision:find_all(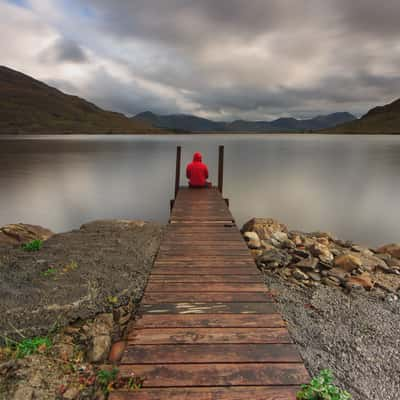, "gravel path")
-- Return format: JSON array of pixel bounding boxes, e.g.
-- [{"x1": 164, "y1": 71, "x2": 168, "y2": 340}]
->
[{"x1": 264, "y1": 273, "x2": 400, "y2": 400}]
